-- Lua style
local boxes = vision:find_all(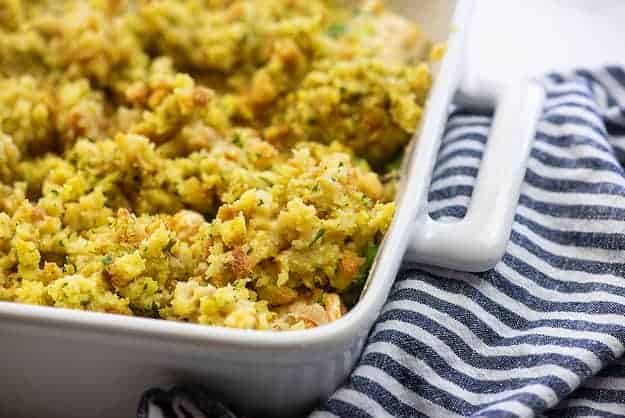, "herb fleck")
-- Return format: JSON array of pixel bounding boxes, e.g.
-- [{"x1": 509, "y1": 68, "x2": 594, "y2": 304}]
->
[
  {"x1": 309, "y1": 228, "x2": 326, "y2": 247},
  {"x1": 129, "y1": 302, "x2": 160, "y2": 319},
  {"x1": 164, "y1": 238, "x2": 176, "y2": 254},
  {"x1": 102, "y1": 254, "x2": 113, "y2": 265},
  {"x1": 326, "y1": 23, "x2": 346, "y2": 38},
  {"x1": 316, "y1": 291, "x2": 326, "y2": 305}
]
